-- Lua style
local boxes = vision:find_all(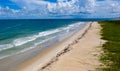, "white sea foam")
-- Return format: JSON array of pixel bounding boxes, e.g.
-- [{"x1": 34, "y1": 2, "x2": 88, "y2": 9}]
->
[
  {"x1": 0, "y1": 22, "x2": 85, "y2": 52},
  {"x1": 0, "y1": 44, "x2": 14, "y2": 51},
  {"x1": 0, "y1": 36, "x2": 57, "y2": 59},
  {"x1": 62, "y1": 22, "x2": 84, "y2": 32},
  {"x1": 34, "y1": 36, "x2": 56, "y2": 46},
  {"x1": 0, "y1": 28, "x2": 61, "y2": 51},
  {"x1": 13, "y1": 29, "x2": 60, "y2": 46},
  {"x1": 20, "y1": 36, "x2": 56, "y2": 53}
]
